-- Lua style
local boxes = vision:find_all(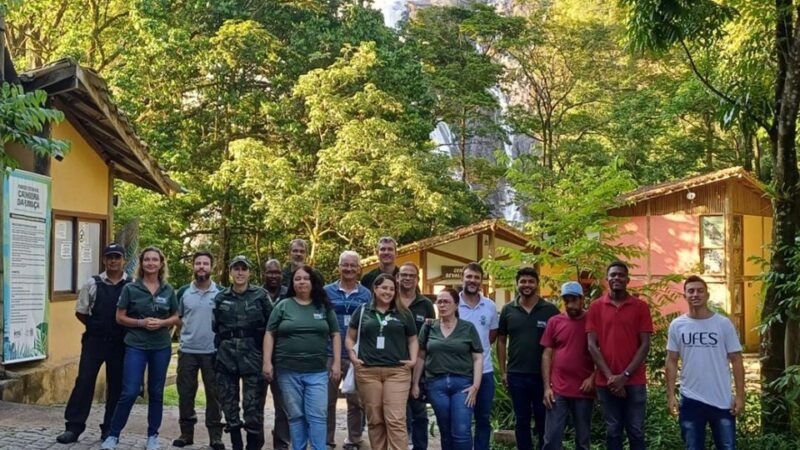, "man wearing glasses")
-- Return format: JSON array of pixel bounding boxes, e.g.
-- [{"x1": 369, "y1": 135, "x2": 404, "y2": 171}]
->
[
  {"x1": 325, "y1": 251, "x2": 372, "y2": 450},
  {"x1": 397, "y1": 262, "x2": 436, "y2": 450}
]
